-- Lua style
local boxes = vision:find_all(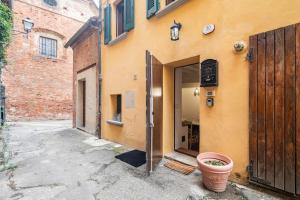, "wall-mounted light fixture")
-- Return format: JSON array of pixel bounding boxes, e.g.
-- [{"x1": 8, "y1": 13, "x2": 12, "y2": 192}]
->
[
  {"x1": 233, "y1": 41, "x2": 246, "y2": 52},
  {"x1": 13, "y1": 18, "x2": 34, "y2": 38},
  {"x1": 194, "y1": 88, "x2": 200, "y2": 96},
  {"x1": 170, "y1": 20, "x2": 182, "y2": 41},
  {"x1": 22, "y1": 18, "x2": 34, "y2": 33}
]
